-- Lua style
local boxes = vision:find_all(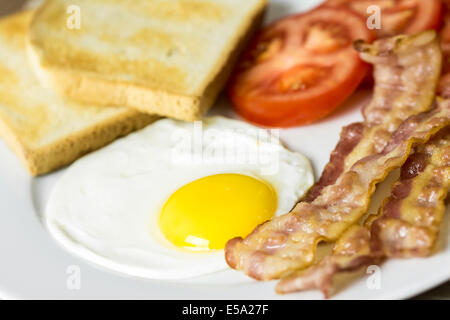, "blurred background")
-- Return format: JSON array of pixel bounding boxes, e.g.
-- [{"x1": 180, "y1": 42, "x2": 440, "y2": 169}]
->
[{"x1": 0, "y1": 0, "x2": 26, "y2": 15}]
